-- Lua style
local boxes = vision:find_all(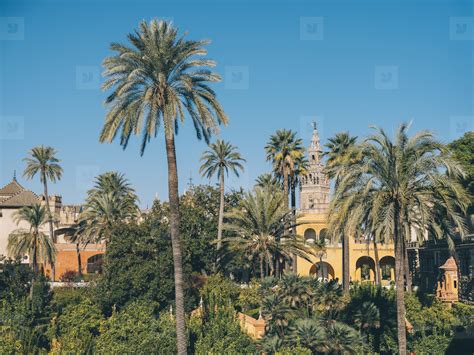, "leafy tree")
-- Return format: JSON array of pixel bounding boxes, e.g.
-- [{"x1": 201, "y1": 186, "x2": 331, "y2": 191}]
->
[
  {"x1": 323, "y1": 132, "x2": 357, "y2": 293},
  {"x1": 8, "y1": 204, "x2": 56, "y2": 277},
  {"x1": 23, "y1": 145, "x2": 63, "y2": 280},
  {"x1": 200, "y1": 140, "x2": 245, "y2": 254},
  {"x1": 96, "y1": 301, "x2": 176, "y2": 354},
  {"x1": 49, "y1": 300, "x2": 103, "y2": 353},
  {"x1": 329, "y1": 123, "x2": 469, "y2": 354},
  {"x1": 448, "y1": 131, "x2": 474, "y2": 224},
  {"x1": 287, "y1": 318, "x2": 326, "y2": 353},
  {"x1": 100, "y1": 19, "x2": 228, "y2": 353},
  {"x1": 0, "y1": 259, "x2": 33, "y2": 301},
  {"x1": 94, "y1": 221, "x2": 175, "y2": 314}
]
